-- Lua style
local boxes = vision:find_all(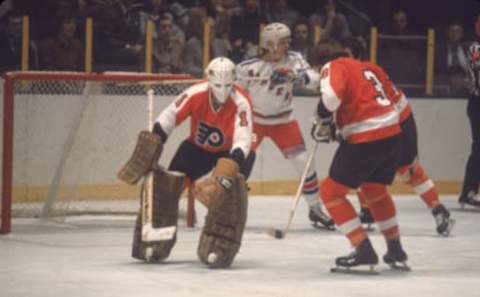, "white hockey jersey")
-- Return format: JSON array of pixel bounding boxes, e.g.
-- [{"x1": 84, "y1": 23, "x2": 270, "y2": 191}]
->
[{"x1": 236, "y1": 51, "x2": 320, "y2": 125}]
